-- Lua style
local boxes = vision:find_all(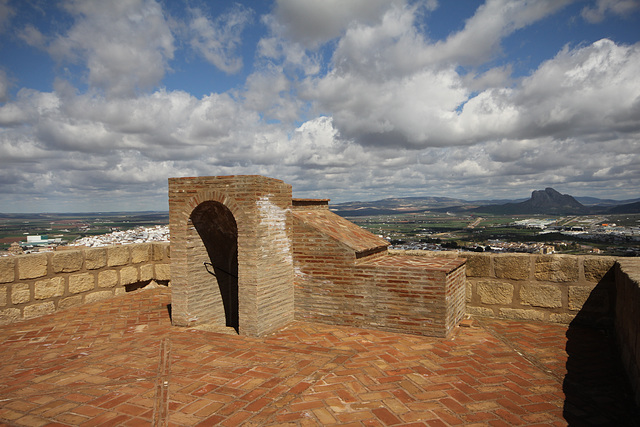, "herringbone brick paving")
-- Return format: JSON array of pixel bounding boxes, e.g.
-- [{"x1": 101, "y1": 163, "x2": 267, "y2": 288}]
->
[{"x1": 0, "y1": 287, "x2": 637, "y2": 426}]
